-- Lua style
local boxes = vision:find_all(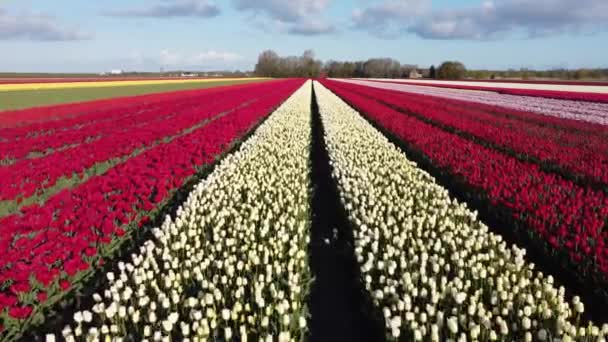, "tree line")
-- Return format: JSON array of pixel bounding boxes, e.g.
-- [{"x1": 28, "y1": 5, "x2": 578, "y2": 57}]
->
[
  {"x1": 254, "y1": 50, "x2": 430, "y2": 79},
  {"x1": 466, "y1": 68, "x2": 608, "y2": 81},
  {"x1": 254, "y1": 49, "x2": 608, "y2": 81},
  {"x1": 323, "y1": 59, "x2": 466, "y2": 80},
  {"x1": 254, "y1": 50, "x2": 323, "y2": 78},
  {"x1": 255, "y1": 50, "x2": 468, "y2": 80}
]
